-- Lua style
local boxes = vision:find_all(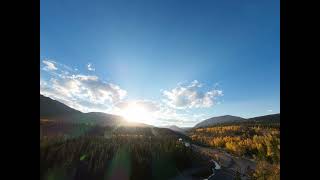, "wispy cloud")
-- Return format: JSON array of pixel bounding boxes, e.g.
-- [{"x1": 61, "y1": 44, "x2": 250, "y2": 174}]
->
[
  {"x1": 42, "y1": 60, "x2": 57, "y2": 71},
  {"x1": 162, "y1": 80, "x2": 223, "y2": 109},
  {"x1": 87, "y1": 63, "x2": 95, "y2": 71}
]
